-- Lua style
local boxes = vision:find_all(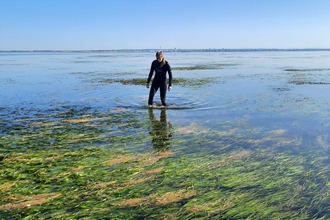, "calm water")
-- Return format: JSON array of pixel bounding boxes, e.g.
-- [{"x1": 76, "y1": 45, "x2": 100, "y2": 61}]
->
[
  {"x1": 2, "y1": 51, "x2": 330, "y2": 218},
  {"x1": 1, "y1": 51, "x2": 330, "y2": 150},
  {"x1": 1, "y1": 53, "x2": 330, "y2": 114}
]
